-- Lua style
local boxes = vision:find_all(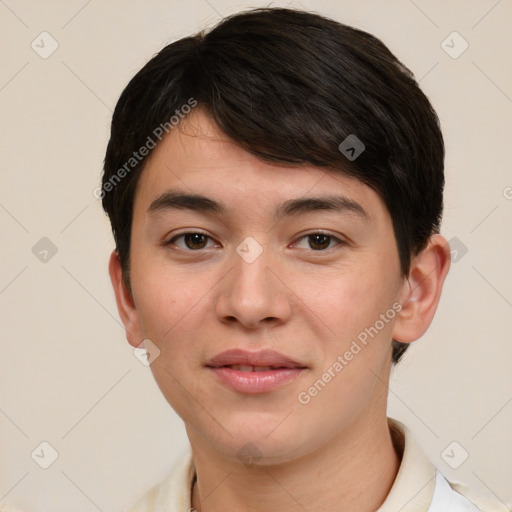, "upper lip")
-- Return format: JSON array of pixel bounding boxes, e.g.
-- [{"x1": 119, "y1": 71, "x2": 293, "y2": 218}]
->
[{"x1": 206, "y1": 349, "x2": 306, "y2": 369}]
